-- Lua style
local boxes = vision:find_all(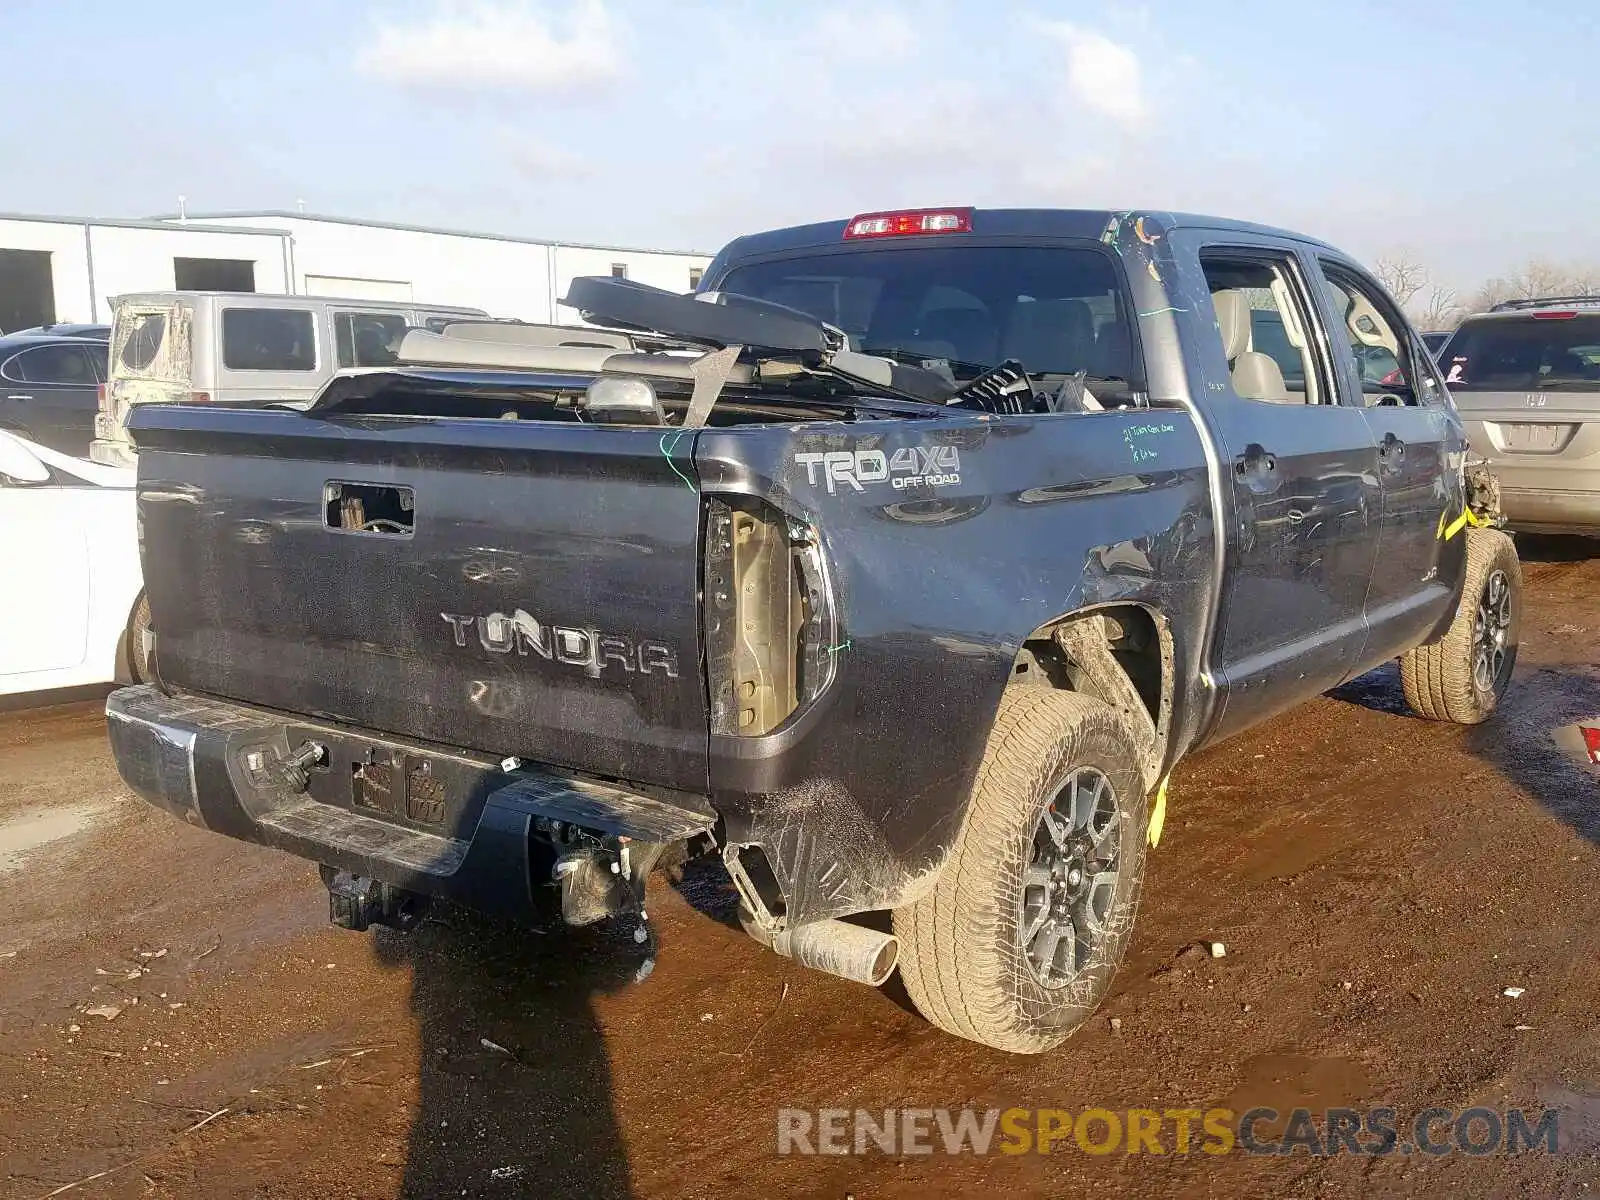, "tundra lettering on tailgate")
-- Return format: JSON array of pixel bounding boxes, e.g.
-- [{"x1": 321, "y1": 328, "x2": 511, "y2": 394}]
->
[{"x1": 441, "y1": 610, "x2": 680, "y2": 679}]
